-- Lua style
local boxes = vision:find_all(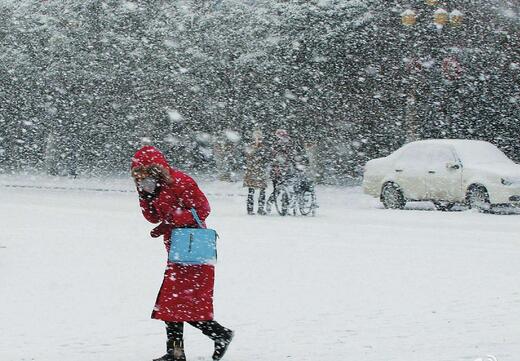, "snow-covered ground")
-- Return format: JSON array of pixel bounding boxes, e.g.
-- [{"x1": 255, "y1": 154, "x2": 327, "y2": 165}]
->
[{"x1": 1, "y1": 175, "x2": 519, "y2": 361}]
